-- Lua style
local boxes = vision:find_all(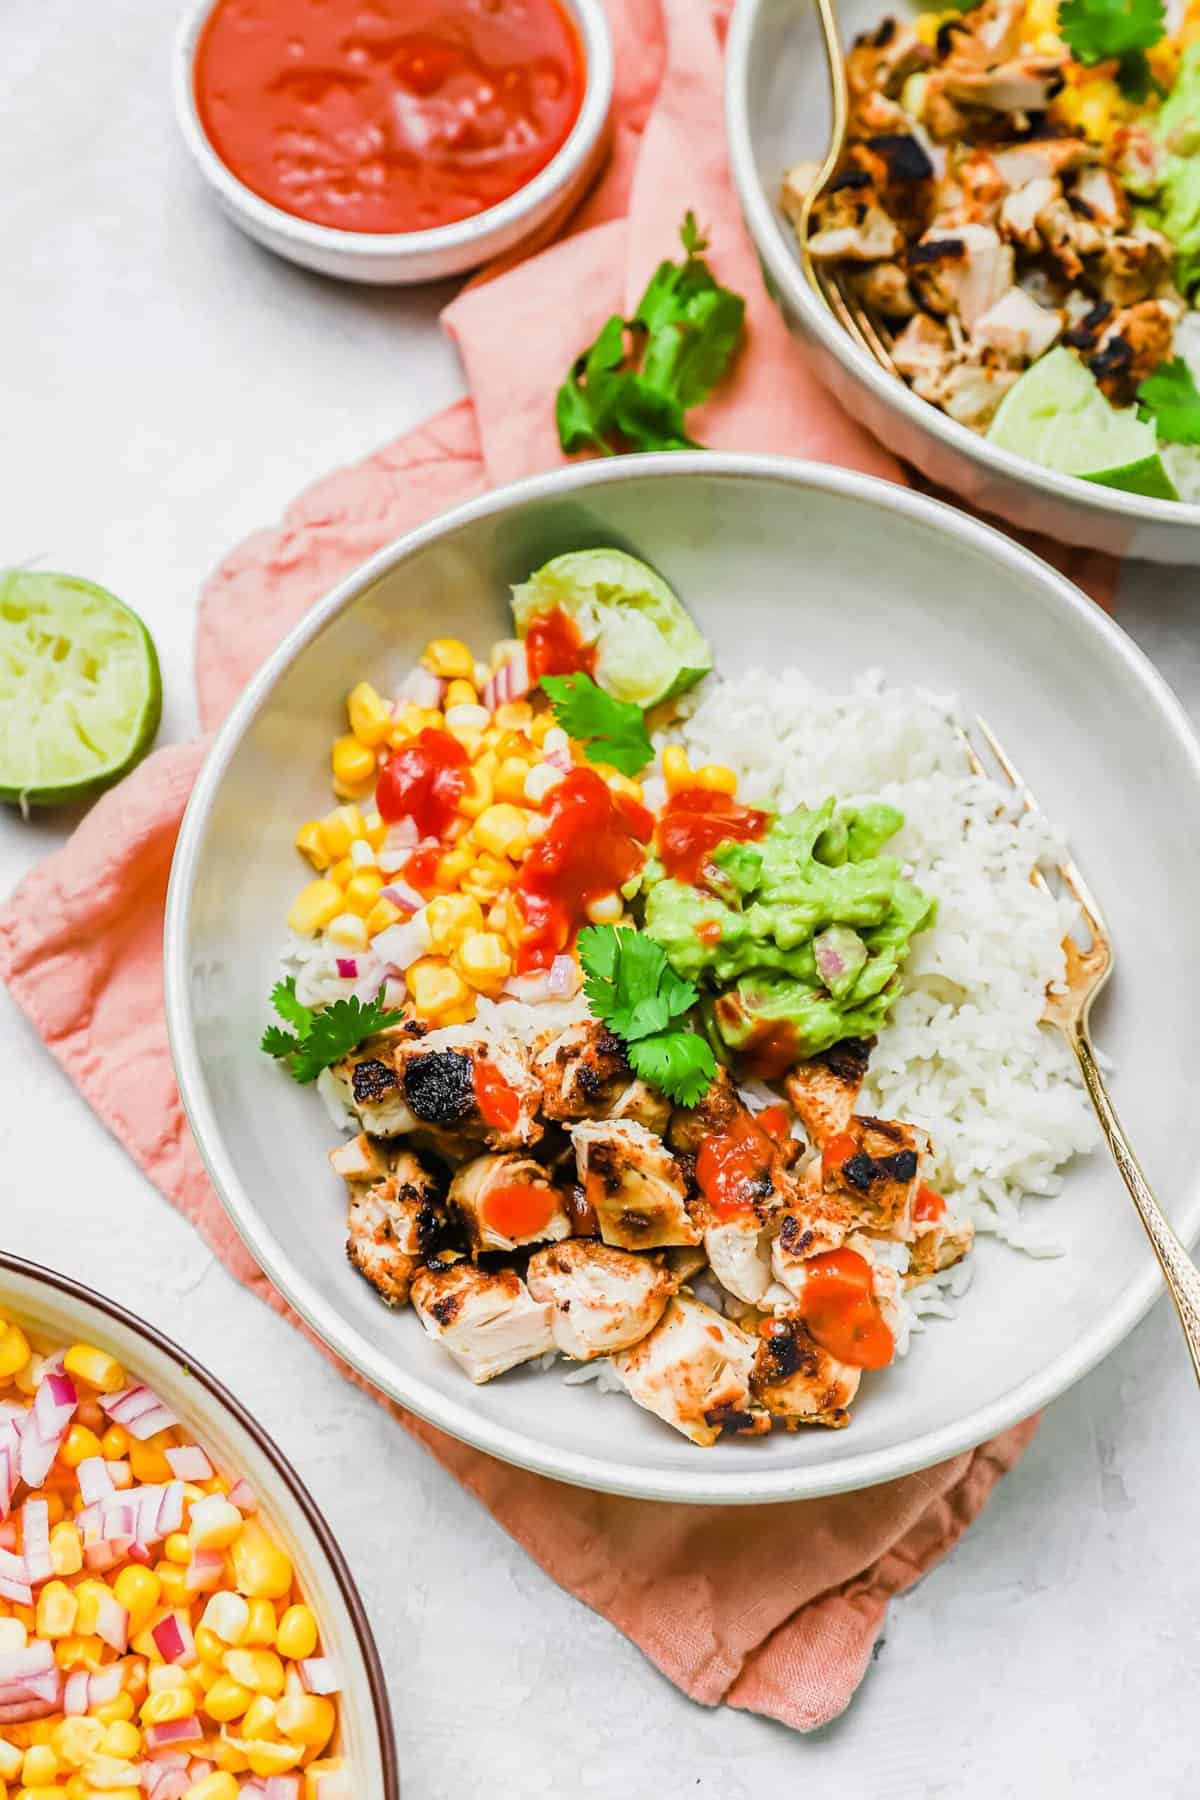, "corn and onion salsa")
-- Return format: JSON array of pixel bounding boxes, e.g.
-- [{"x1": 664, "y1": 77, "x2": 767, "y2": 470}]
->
[
  {"x1": 285, "y1": 633, "x2": 739, "y2": 1028},
  {"x1": 0, "y1": 1315, "x2": 345, "y2": 1798}
]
